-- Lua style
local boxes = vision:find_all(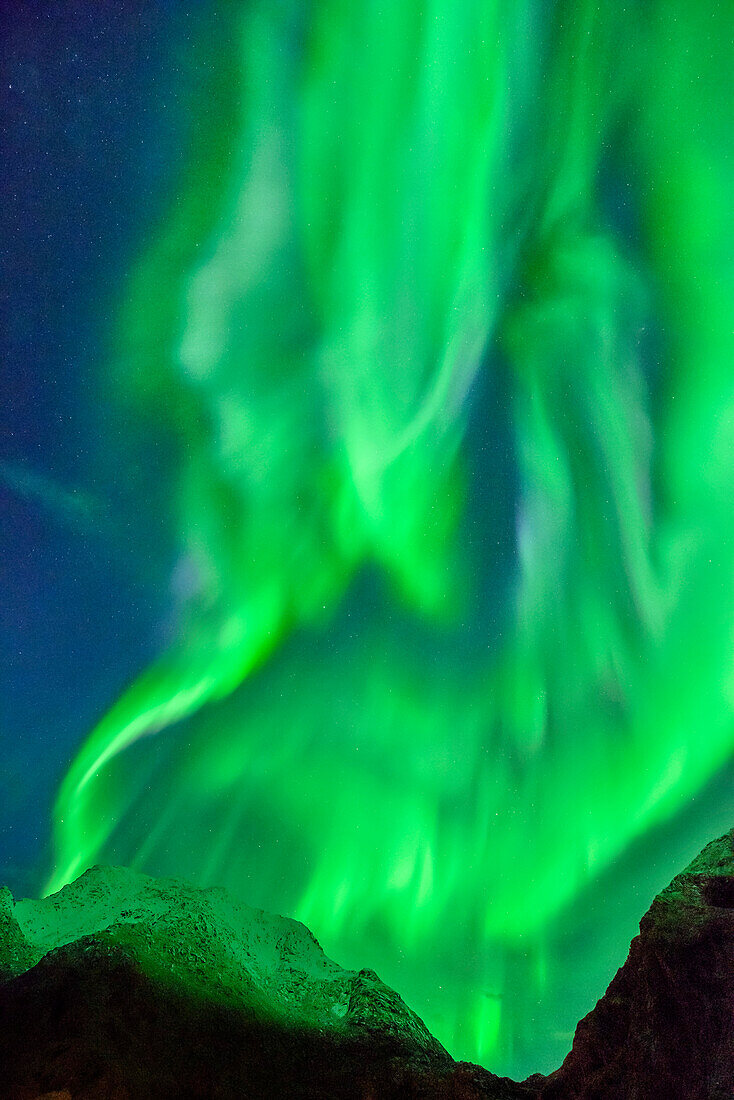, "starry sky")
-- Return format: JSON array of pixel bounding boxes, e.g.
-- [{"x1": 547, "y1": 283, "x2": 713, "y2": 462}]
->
[{"x1": 1, "y1": 2, "x2": 209, "y2": 893}]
